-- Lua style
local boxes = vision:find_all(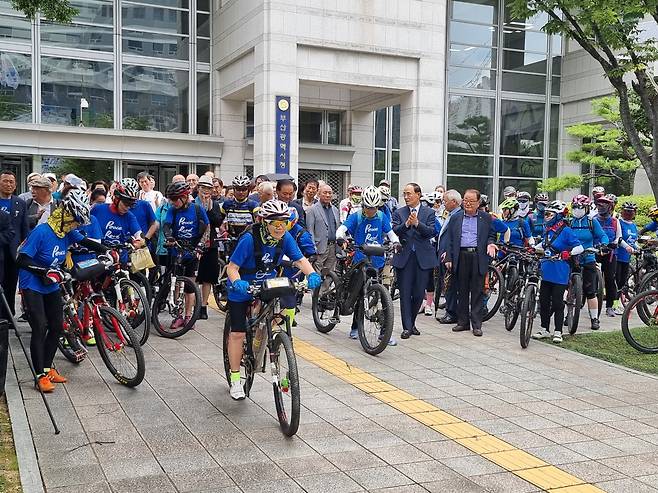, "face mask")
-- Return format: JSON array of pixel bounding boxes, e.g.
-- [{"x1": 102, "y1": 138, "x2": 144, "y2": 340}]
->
[
  {"x1": 536, "y1": 203, "x2": 546, "y2": 212},
  {"x1": 572, "y1": 208, "x2": 586, "y2": 219},
  {"x1": 518, "y1": 201, "x2": 530, "y2": 211},
  {"x1": 597, "y1": 205, "x2": 610, "y2": 216}
]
